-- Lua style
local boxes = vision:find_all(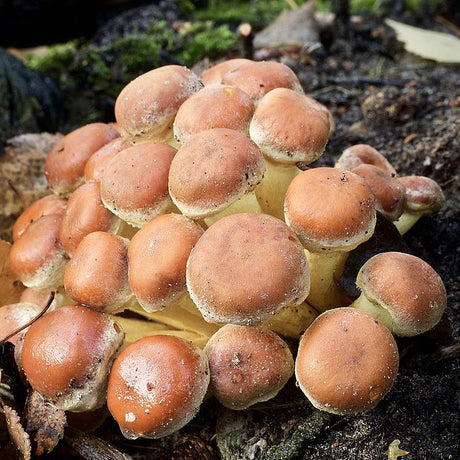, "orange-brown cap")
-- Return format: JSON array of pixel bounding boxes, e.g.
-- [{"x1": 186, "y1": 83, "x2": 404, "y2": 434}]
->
[
  {"x1": 284, "y1": 167, "x2": 376, "y2": 253},
  {"x1": 106, "y1": 335, "x2": 209, "y2": 439},
  {"x1": 221, "y1": 61, "x2": 303, "y2": 103},
  {"x1": 352, "y1": 164, "x2": 407, "y2": 221},
  {"x1": 44, "y1": 123, "x2": 120, "y2": 195},
  {"x1": 356, "y1": 252, "x2": 447, "y2": 336},
  {"x1": 249, "y1": 88, "x2": 331, "y2": 164},
  {"x1": 64, "y1": 232, "x2": 131, "y2": 312},
  {"x1": 173, "y1": 84, "x2": 254, "y2": 145},
  {"x1": 398, "y1": 175, "x2": 445, "y2": 214},
  {"x1": 21, "y1": 305, "x2": 124, "y2": 411},
  {"x1": 9, "y1": 214, "x2": 67, "y2": 290},
  {"x1": 100, "y1": 142, "x2": 177, "y2": 227},
  {"x1": 168, "y1": 129, "x2": 265, "y2": 219},
  {"x1": 84, "y1": 136, "x2": 132, "y2": 182},
  {"x1": 295, "y1": 308, "x2": 399, "y2": 415},
  {"x1": 128, "y1": 214, "x2": 204, "y2": 312},
  {"x1": 335, "y1": 144, "x2": 397, "y2": 176},
  {"x1": 200, "y1": 58, "x2": 253, "y2": 86},
  {"x1": 59, "y1": 181, "x2": 122, "y2": 257},
  {"x1": 204, "y1": 324, "x2": 294, "y2": 410},
  {"x1": 13, "y1": 194, "x2": 67, "y2": 242},
  {"x1": 114, "y1": 65, "x2": 203, "y2": 143},
  {"x1": 186, "y1": 213, "x2": 310, "y2": 325}
]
